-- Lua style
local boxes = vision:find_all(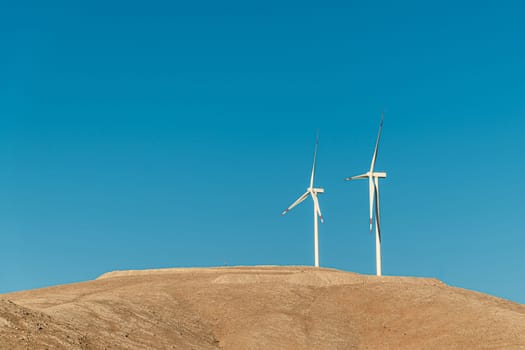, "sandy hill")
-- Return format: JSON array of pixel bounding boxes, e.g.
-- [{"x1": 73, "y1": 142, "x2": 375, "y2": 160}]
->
[{"x1": 1, "y1": 266, "x2": 524, "y2": 349}]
